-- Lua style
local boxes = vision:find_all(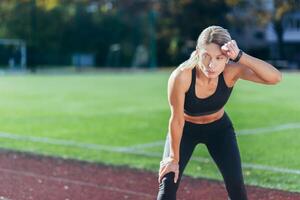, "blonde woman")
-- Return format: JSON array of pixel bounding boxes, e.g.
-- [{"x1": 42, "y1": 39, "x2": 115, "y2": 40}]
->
[{"x1": 156, "y1": 25, "x2": 282, "y2": 200}]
